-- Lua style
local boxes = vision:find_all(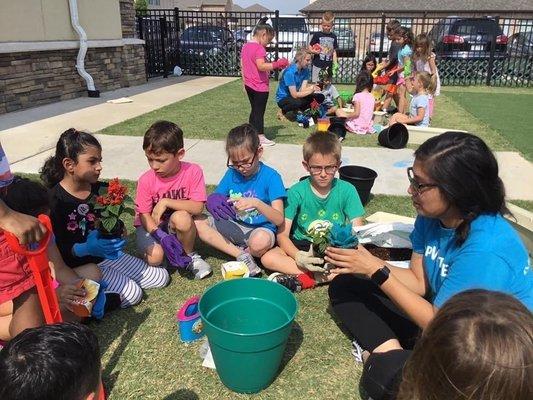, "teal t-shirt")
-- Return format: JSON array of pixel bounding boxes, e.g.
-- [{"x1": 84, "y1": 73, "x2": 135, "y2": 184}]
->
[{"x1": 285, "y1": 178, "x2": 364, "y2": 241}]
